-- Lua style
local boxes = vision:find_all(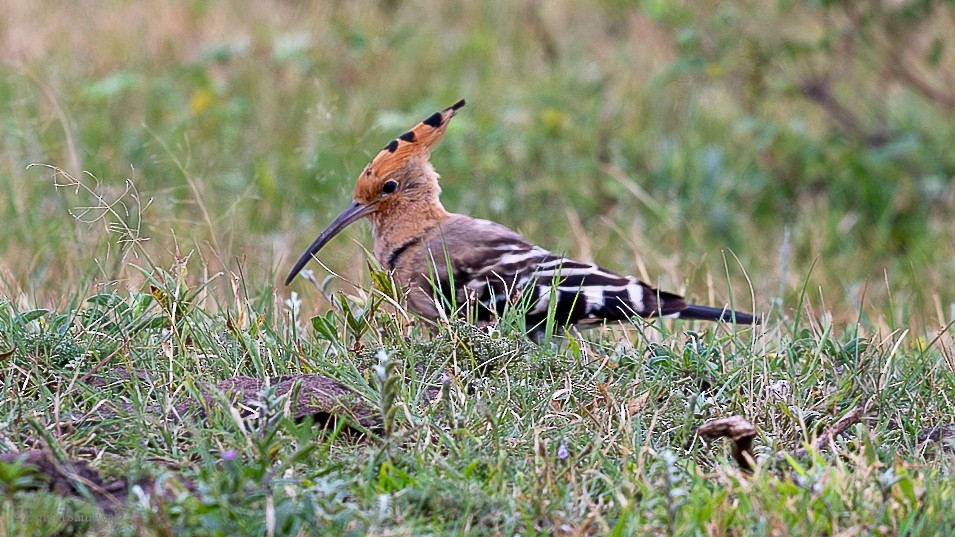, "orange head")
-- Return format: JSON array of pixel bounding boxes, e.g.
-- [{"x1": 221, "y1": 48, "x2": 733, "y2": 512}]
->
[
  {"x1": 285, "y1": 99, "x2": 465, "y2": 285},
  {"x1": 354, "y1": 98, "x2": 464, "y2": 205}
]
